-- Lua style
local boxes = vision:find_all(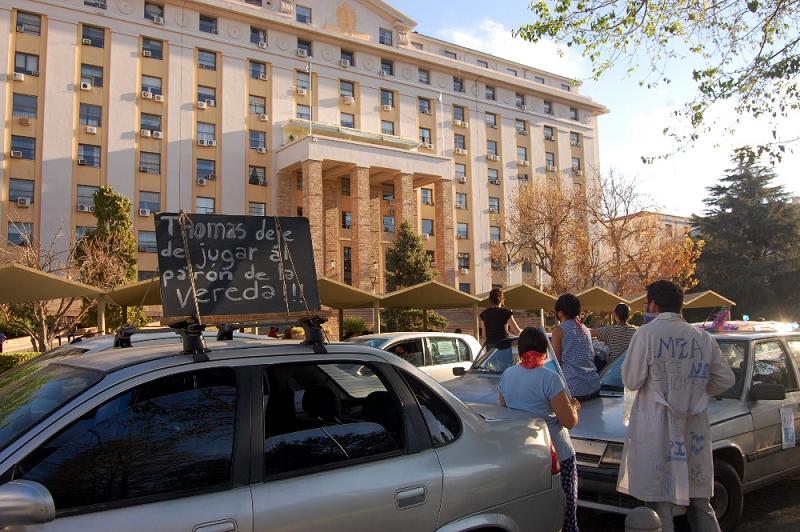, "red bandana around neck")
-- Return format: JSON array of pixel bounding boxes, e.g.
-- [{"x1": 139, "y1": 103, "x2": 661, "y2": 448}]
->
[{"x1": 519, "y1": 350, "x2": 547, "y2": 369}]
